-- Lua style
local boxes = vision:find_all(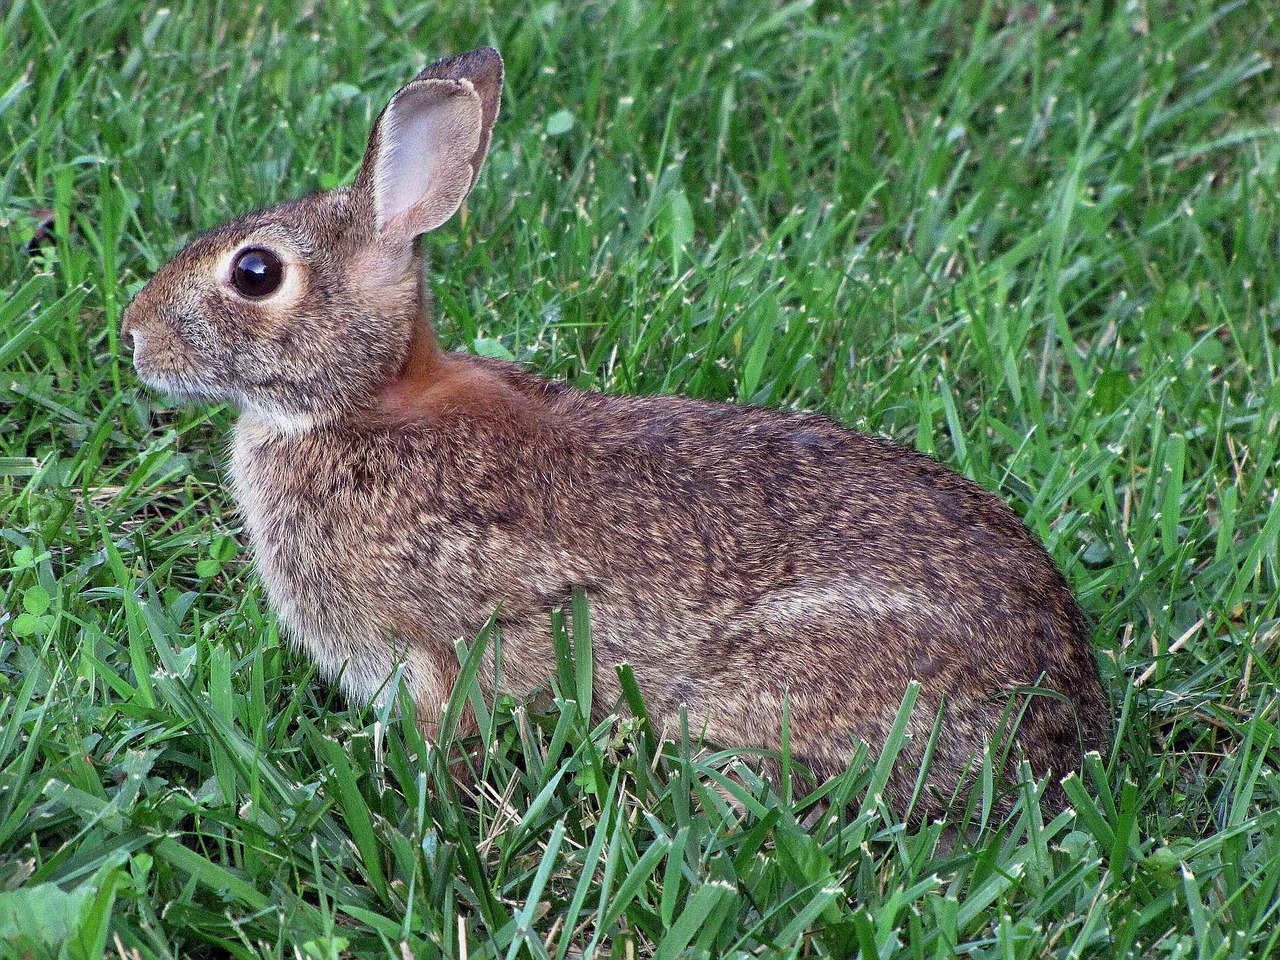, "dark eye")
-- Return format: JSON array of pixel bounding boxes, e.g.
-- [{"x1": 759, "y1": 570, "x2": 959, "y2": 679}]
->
[{"x1": 231, "y1": 247, "x2": 284, "y2": 298}]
